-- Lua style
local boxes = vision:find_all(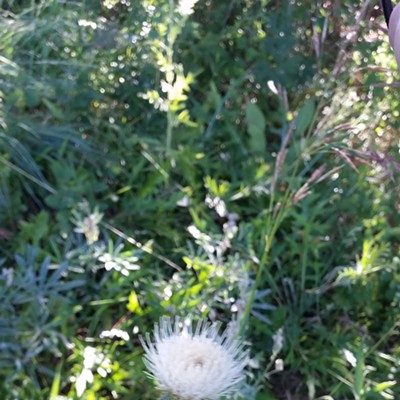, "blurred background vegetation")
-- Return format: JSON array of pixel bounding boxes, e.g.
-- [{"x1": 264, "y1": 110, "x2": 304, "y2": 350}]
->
[{"x1": 0, "y1": 0, "x2": 400, "y2": 399}]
